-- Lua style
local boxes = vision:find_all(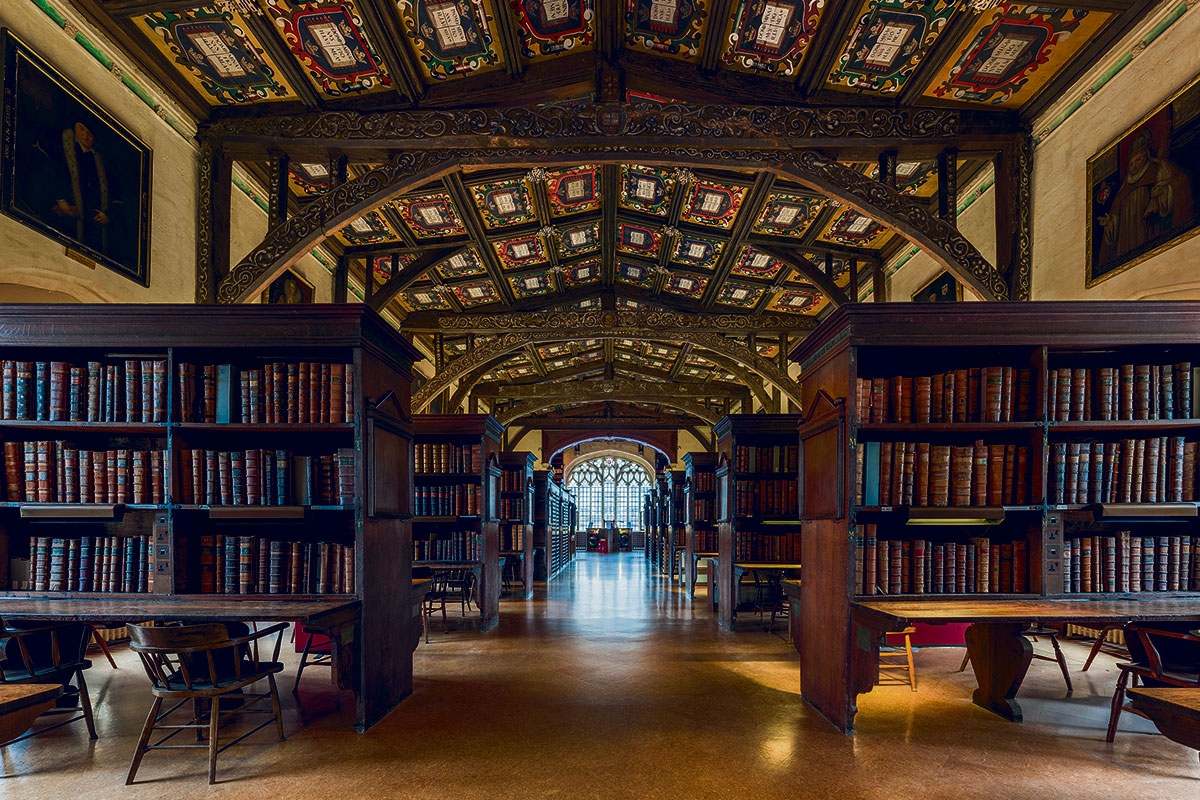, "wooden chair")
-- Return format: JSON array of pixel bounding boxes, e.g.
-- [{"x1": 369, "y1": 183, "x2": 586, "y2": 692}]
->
[
  {"x1": 126, "y1": 621, "x2": 287, "y2": 785},
  {"x1": 1107, "y1": 623, "x2": 1200, "y2": 743},
  {"x1": 878, "y1": 627, "x2": 918, "y2": 691},
  {"x1": 1081, "y1": 623, "x2": 1130, "y2": 672},
  {"x1": 0, "y1": 620, "x2": 96, "y2": 742},
  {"x1": 290, "y1": 623, "x2": 332, "y2": 694}
]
